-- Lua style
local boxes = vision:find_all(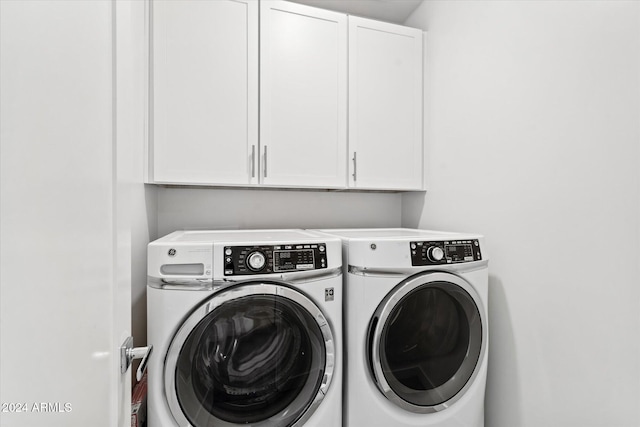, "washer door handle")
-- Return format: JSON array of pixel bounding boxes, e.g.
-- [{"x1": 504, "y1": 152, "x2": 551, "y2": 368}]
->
[{"x1": 120, "y1": 336, "x2": 153, "y2": 381}]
